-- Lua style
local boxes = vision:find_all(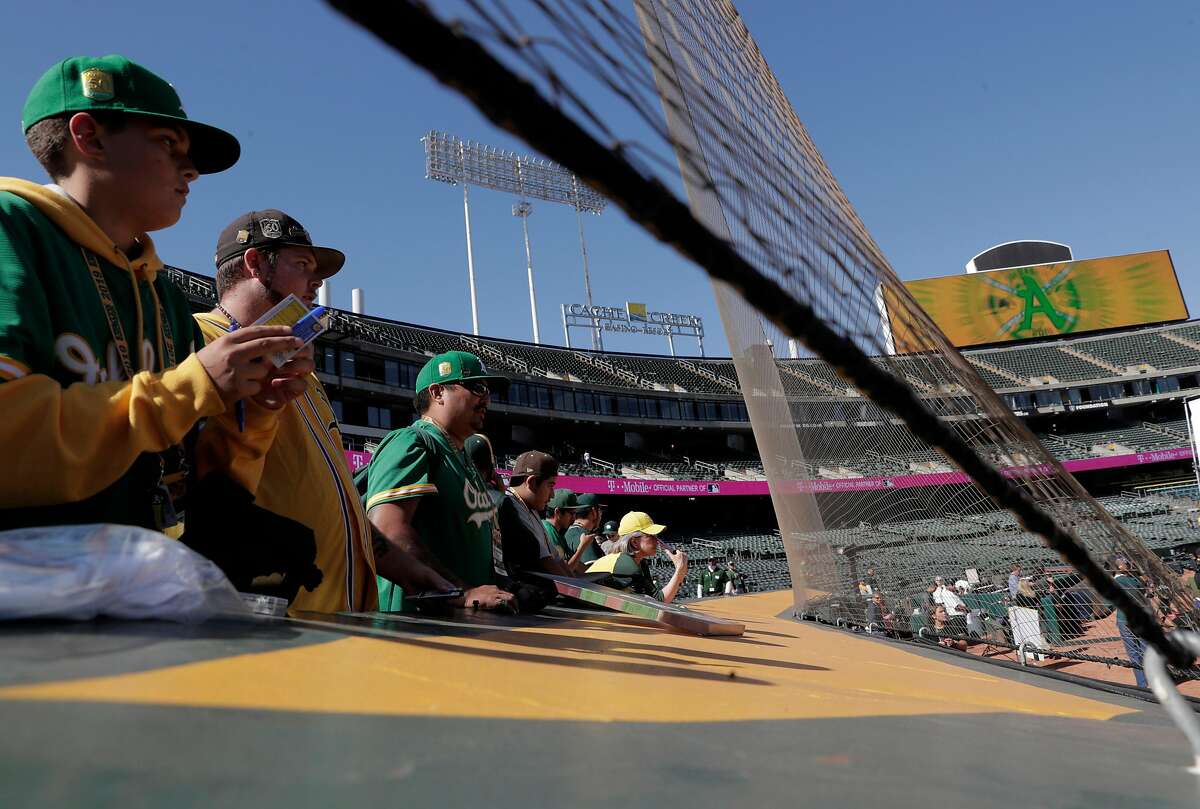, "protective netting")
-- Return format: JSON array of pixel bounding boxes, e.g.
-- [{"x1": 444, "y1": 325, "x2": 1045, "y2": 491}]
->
[{"x1": 330, "y1": 0, "x2": 1200, "y2": 678}]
